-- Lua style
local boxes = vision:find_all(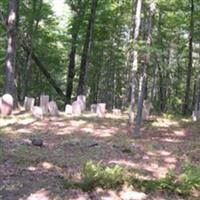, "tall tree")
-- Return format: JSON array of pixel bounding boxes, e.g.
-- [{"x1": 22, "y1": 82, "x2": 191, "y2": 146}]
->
[
  {"x1": 182, "y1": 0, "x2": 194, "y2": 115},
  {"x1": 65, "y1": 0, "x2": 85, "y2": 104},
  {"x1": 77, "y1": 0, "x2": 98, "y2": 96},
  {"x1": 4, "y1": 0, "x2": 19, "y2": 107},
  {"x1": 129, "y1": 0, "x2": 142, "y2": 123},
  {"x1": 134, "y1": 1, "x2": 156, "y2": 138}
]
